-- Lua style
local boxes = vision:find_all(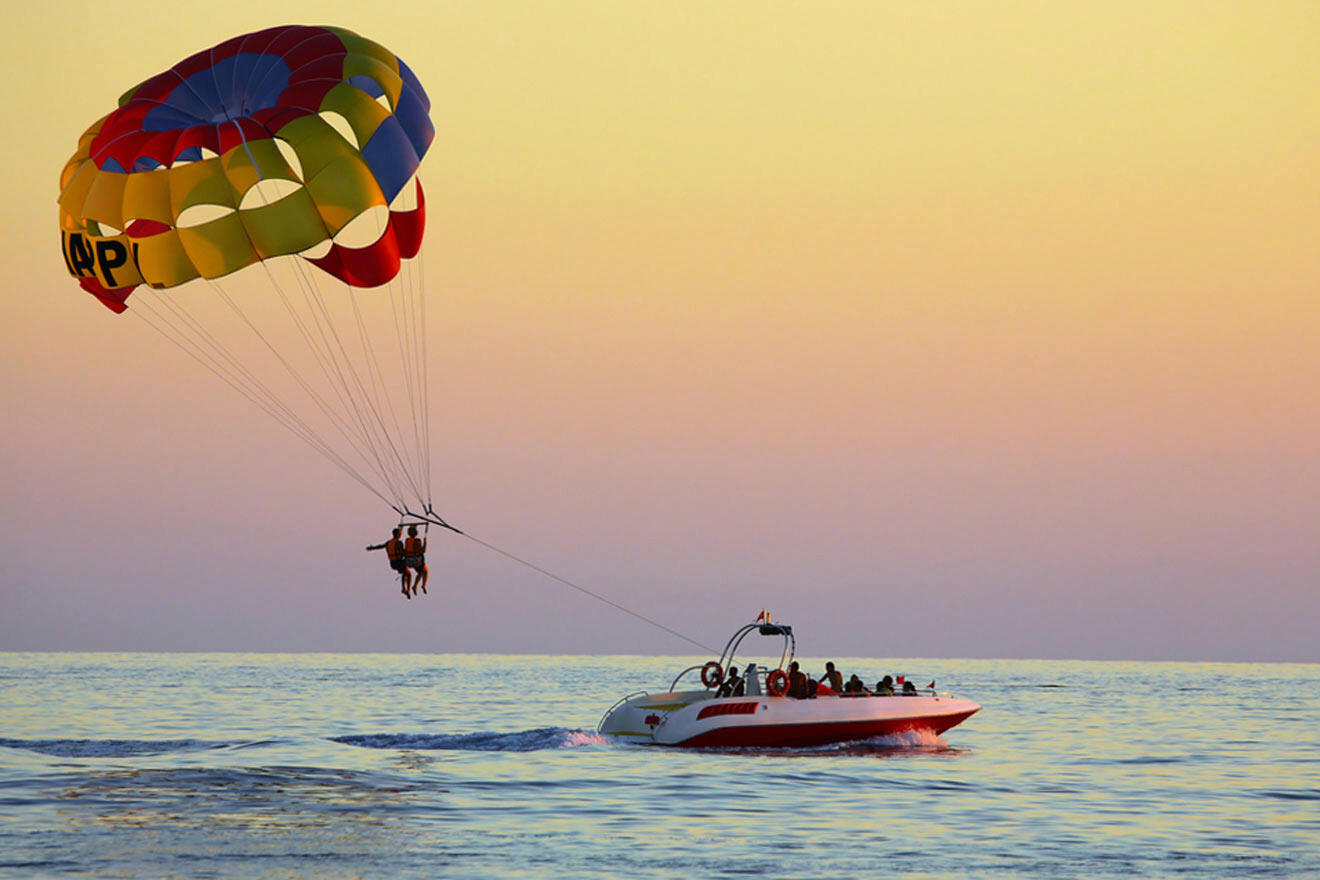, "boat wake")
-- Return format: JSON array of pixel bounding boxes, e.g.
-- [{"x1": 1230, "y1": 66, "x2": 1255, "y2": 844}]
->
[
  {"x1": 1, "y1": 730, "x2": 613, "y2": 758},
  {"x1": 332, "y1": 728, "x2": 611, "y2": 752},
  {"x1": 0, "y1": 737, "x2": 228, "y2": 758}
]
